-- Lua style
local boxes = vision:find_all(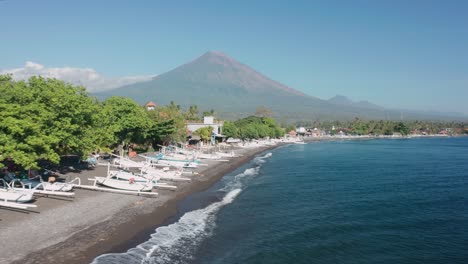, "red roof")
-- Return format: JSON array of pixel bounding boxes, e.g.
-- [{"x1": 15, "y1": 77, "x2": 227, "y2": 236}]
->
[{"x1": 145, "y1": 101, "x2": 157, "y2": 107}]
